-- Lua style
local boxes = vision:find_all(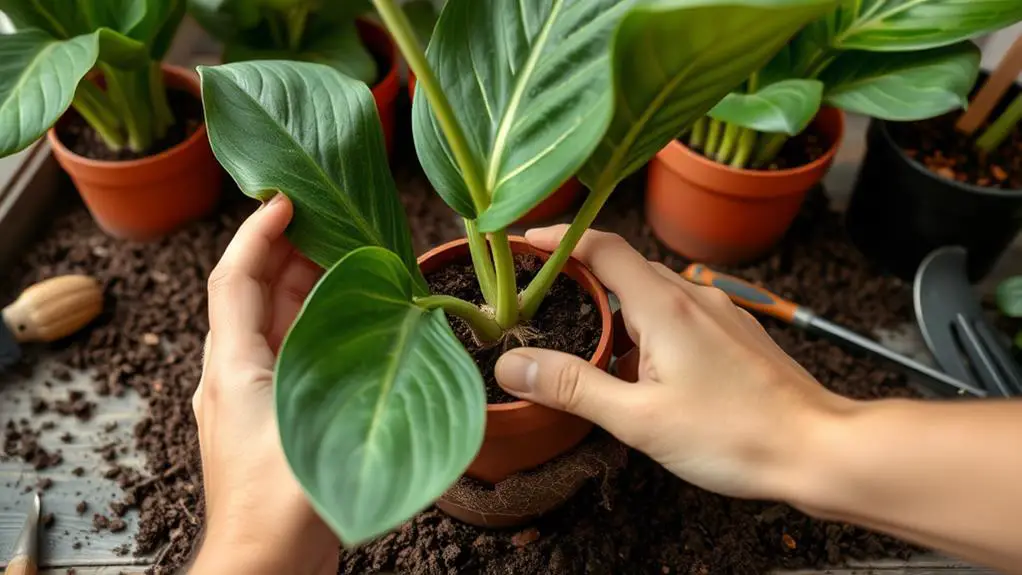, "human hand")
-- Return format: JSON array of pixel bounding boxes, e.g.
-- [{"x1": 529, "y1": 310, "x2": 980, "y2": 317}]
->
[
  {"x1": 189, "y1": 195, "x2": 336, "y2": 575},
  {"x1": 495, "y1": 226, "x2": 855, "y2": 502}
]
